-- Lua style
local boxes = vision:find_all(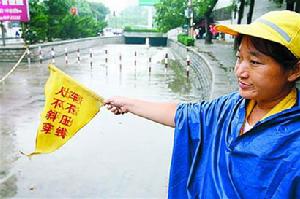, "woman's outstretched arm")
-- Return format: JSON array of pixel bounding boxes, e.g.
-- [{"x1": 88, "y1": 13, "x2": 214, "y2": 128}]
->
[{"x1": 105, "y1": 97, "x2": 178, "y2": 127}]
